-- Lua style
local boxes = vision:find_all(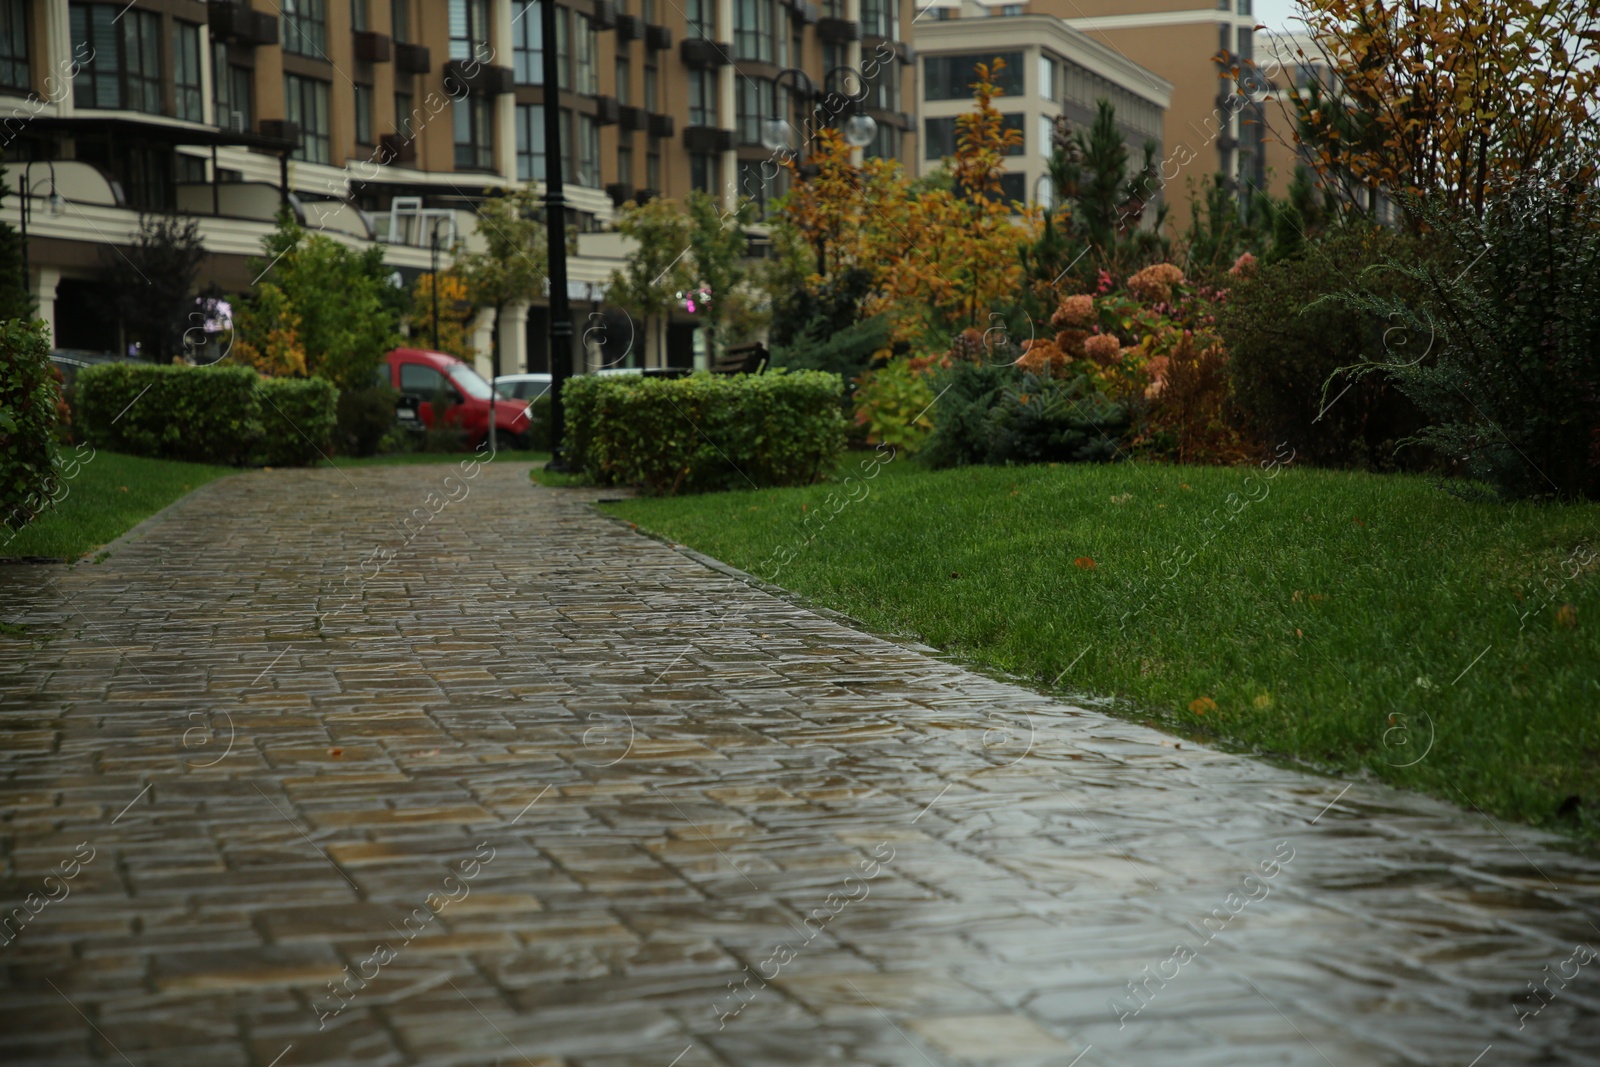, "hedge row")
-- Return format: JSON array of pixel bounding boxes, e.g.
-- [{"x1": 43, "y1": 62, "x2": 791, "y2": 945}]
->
[
  {"x1": 0, "y1": 319, "x2": 59, "y2": 529},
  {"x1": 563, "y1": 370, "x2": 846, "y2": 494},
  {"x1": 76, "y1": 363, "x2": 336, "y2": 467}
]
